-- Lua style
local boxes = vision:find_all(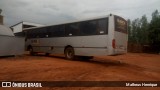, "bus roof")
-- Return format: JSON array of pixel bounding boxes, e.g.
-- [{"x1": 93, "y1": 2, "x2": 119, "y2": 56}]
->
[{"x1": 23, "y1": 14, "x2": 123, "y2": 31}]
